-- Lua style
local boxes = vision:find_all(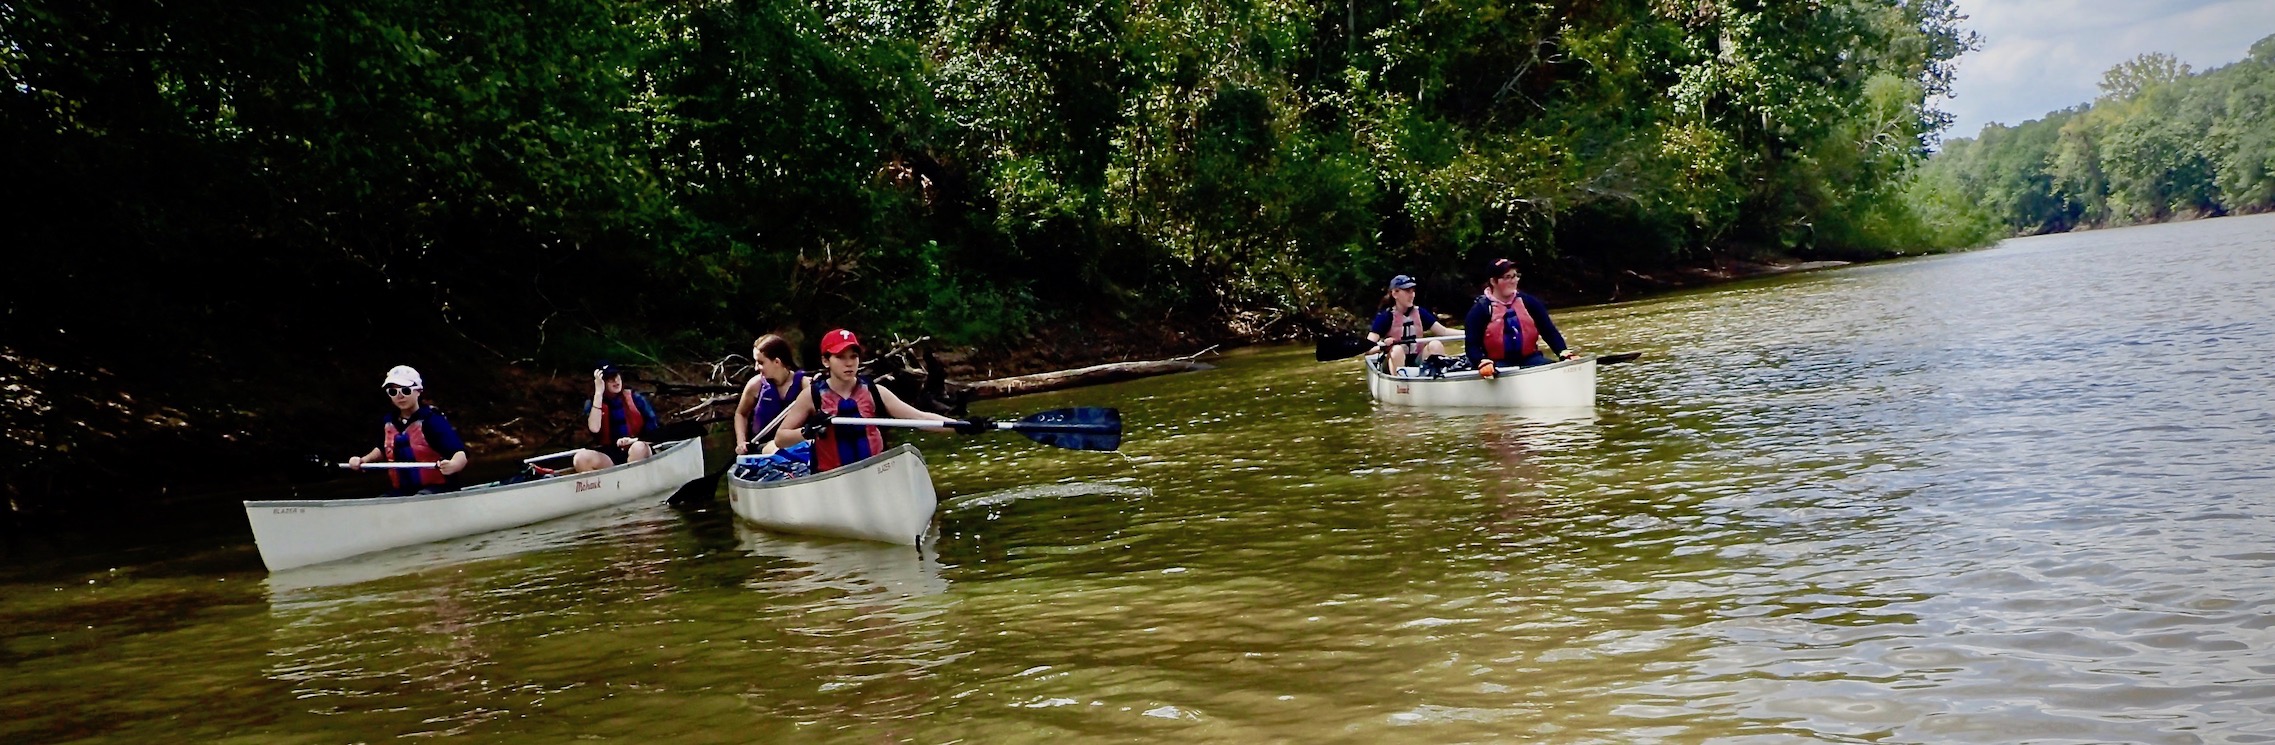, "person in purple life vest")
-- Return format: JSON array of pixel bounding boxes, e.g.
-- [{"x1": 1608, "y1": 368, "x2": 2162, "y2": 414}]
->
[
  {"x1": 1368, "y1": 274, "x2": 1458, "y2": 374},
  {"x1": 772, "y1": 329, "x2": 989, "y2": 472},
  {"x1": 1464, "y1": 258, "x2": 1578, "y2": 376},
  {"x1": 347, "y1": 365, "x2": 470, "y2": 496},
  {"x1": 734, "y1": 334, "x2": 808, "y2": 457},
  {"x1": 572, "y1": 360, "x2": 661, "y2": 473}
]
